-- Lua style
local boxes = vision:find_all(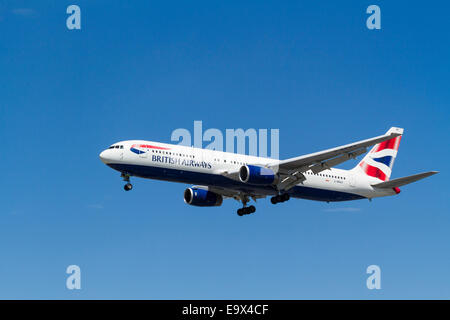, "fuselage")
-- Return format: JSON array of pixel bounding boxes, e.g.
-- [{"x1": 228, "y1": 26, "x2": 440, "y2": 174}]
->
[{"x1": 100, "y1": 140, "x2": 397, "y2": 202}]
